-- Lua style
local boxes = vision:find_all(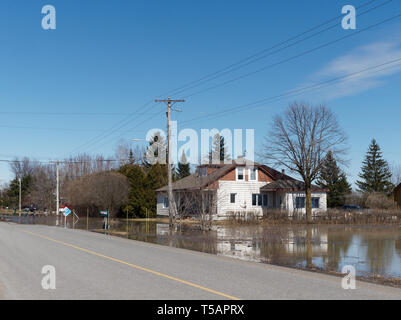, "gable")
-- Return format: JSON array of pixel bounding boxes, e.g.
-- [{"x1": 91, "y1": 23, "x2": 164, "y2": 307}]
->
[{"x1": 218, "y1": 166, "x2": 274, "y2": 182}]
